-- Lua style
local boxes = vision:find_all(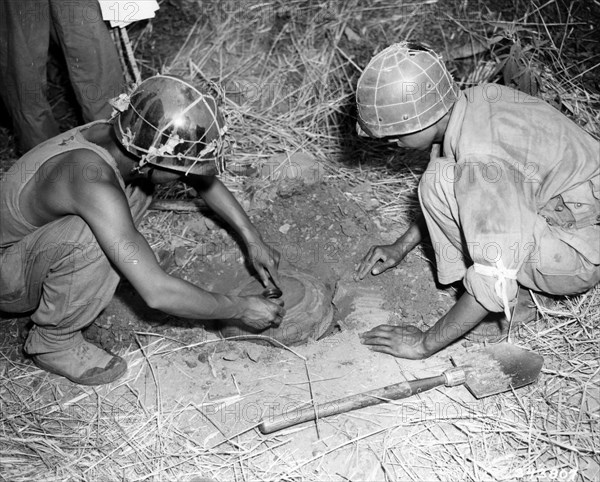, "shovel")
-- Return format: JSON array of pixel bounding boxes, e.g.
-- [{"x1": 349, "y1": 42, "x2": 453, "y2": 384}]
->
[{"x1": 258, "y1": 343, "x2": 543, "y2": 434}]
